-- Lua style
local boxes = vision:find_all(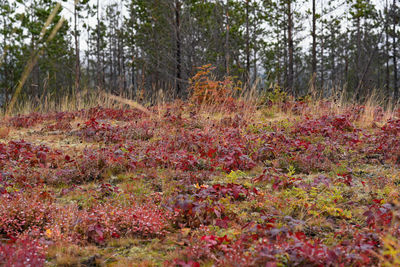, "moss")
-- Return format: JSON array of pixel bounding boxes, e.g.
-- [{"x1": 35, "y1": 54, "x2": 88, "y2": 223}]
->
[{"x1": 105, "y1": 238, "x2": 178, "y2": 266}]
